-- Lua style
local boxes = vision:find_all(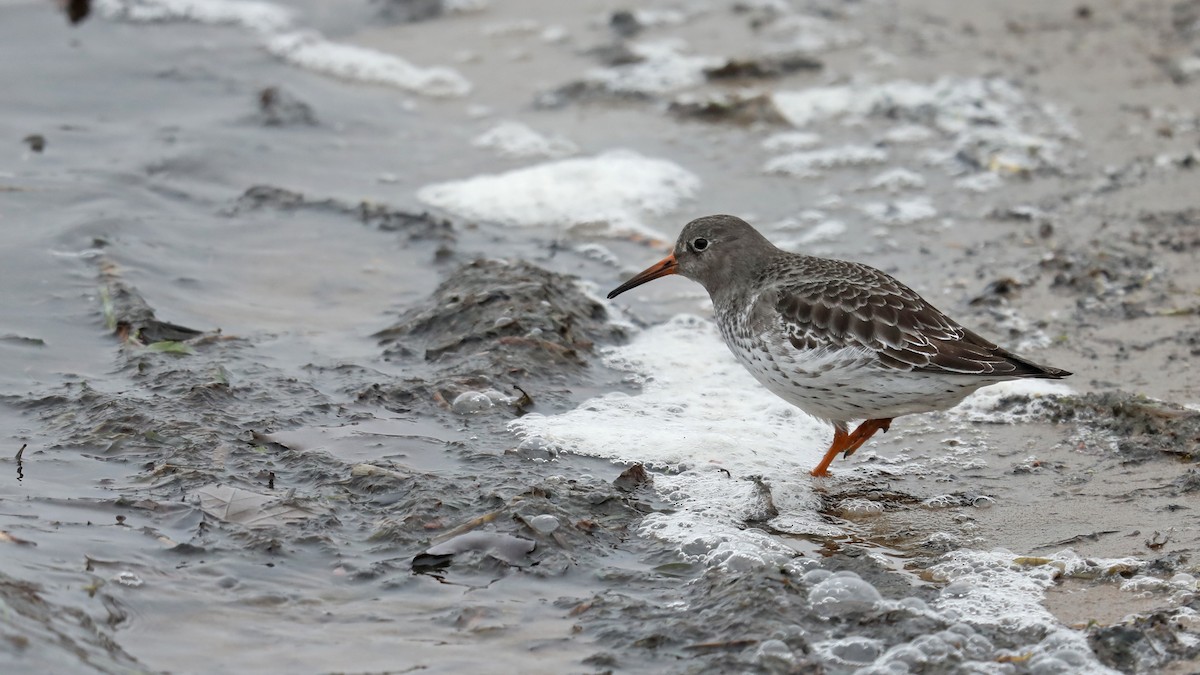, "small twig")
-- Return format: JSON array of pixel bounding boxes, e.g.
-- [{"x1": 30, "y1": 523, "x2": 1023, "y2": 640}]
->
[{"x1": 15, "y1": 444, "x2": 26, "y2": 461}]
